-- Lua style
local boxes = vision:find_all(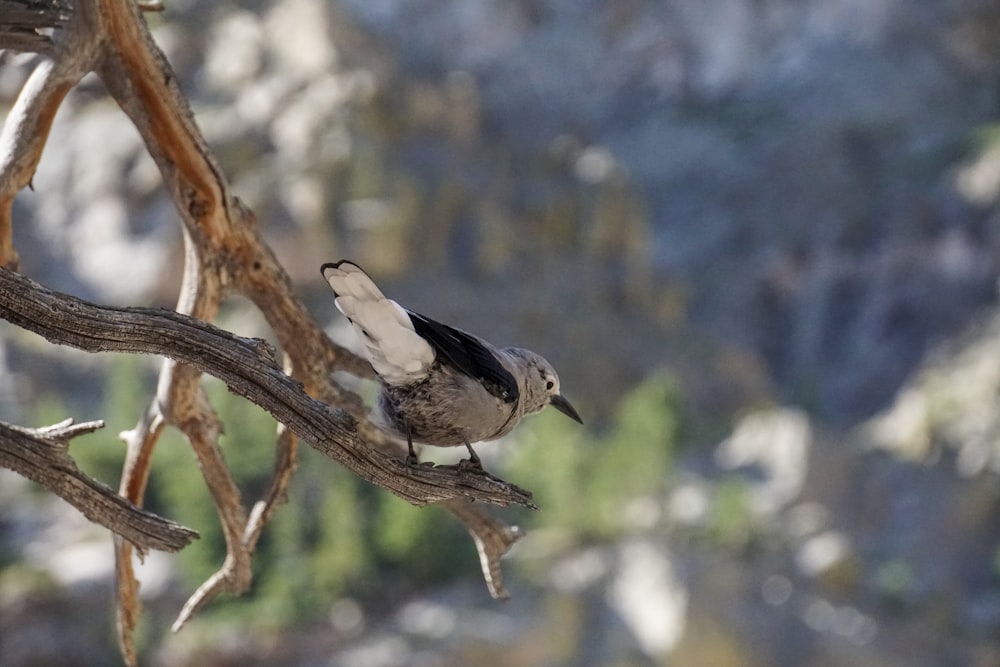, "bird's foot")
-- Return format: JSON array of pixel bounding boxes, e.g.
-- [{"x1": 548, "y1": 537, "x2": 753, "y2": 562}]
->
[
  {"x1": 457, "y1": 456, "x2": 484, "y2": 472},
  {"x1": 404, "y1": 426, "x2": 419, "y2": 466},
  {"x1": 458, "y1": 442, "x2": 483, "y2": 471}
]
